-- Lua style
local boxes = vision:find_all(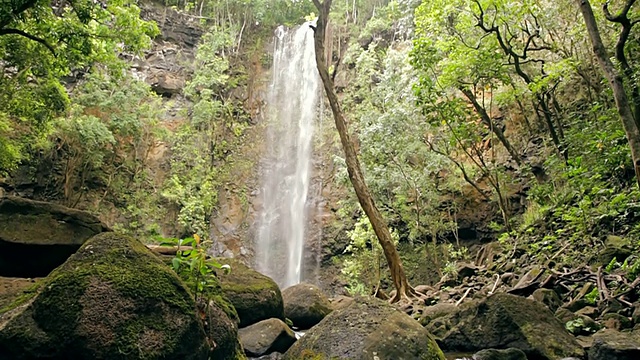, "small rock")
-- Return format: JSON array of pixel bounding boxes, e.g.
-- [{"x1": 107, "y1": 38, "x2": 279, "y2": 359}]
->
[
  {"x1": 563, "y1": 298, "x2": 590, "y2": 313},
  {"x1": 457, "y1": 263, "x2": 478, "y2": 280},
  {"x1": 632, "y1": 304, "x2": 640, "y2": 325},
  {"x1": 576, "y1": 306, "x2": 599, "y2": 318},
  {"x1": 555, "y1": 307, "x2": 576, "y2": 323},
  {"x1": 415, "y1": 284, "x2": 436, "y2": 294},
  {"x1": 602, "y1": 313, "x2": 632, "y2": 331},
  {"x1": 472, "y1": 348, "x2": 527, "y2": 360},
  {"x1": 419, "y1": 303, "x2": 457, "y2": 327},
  {"x1": 532, "y1": 288, "x2": 563, "y2": 312},
  {"x1": 239, "y1": 318, "x2": 296, "y2": 357},
  {"x1": 589, "y1": 329, "x2": 640, "y2": 360}
]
